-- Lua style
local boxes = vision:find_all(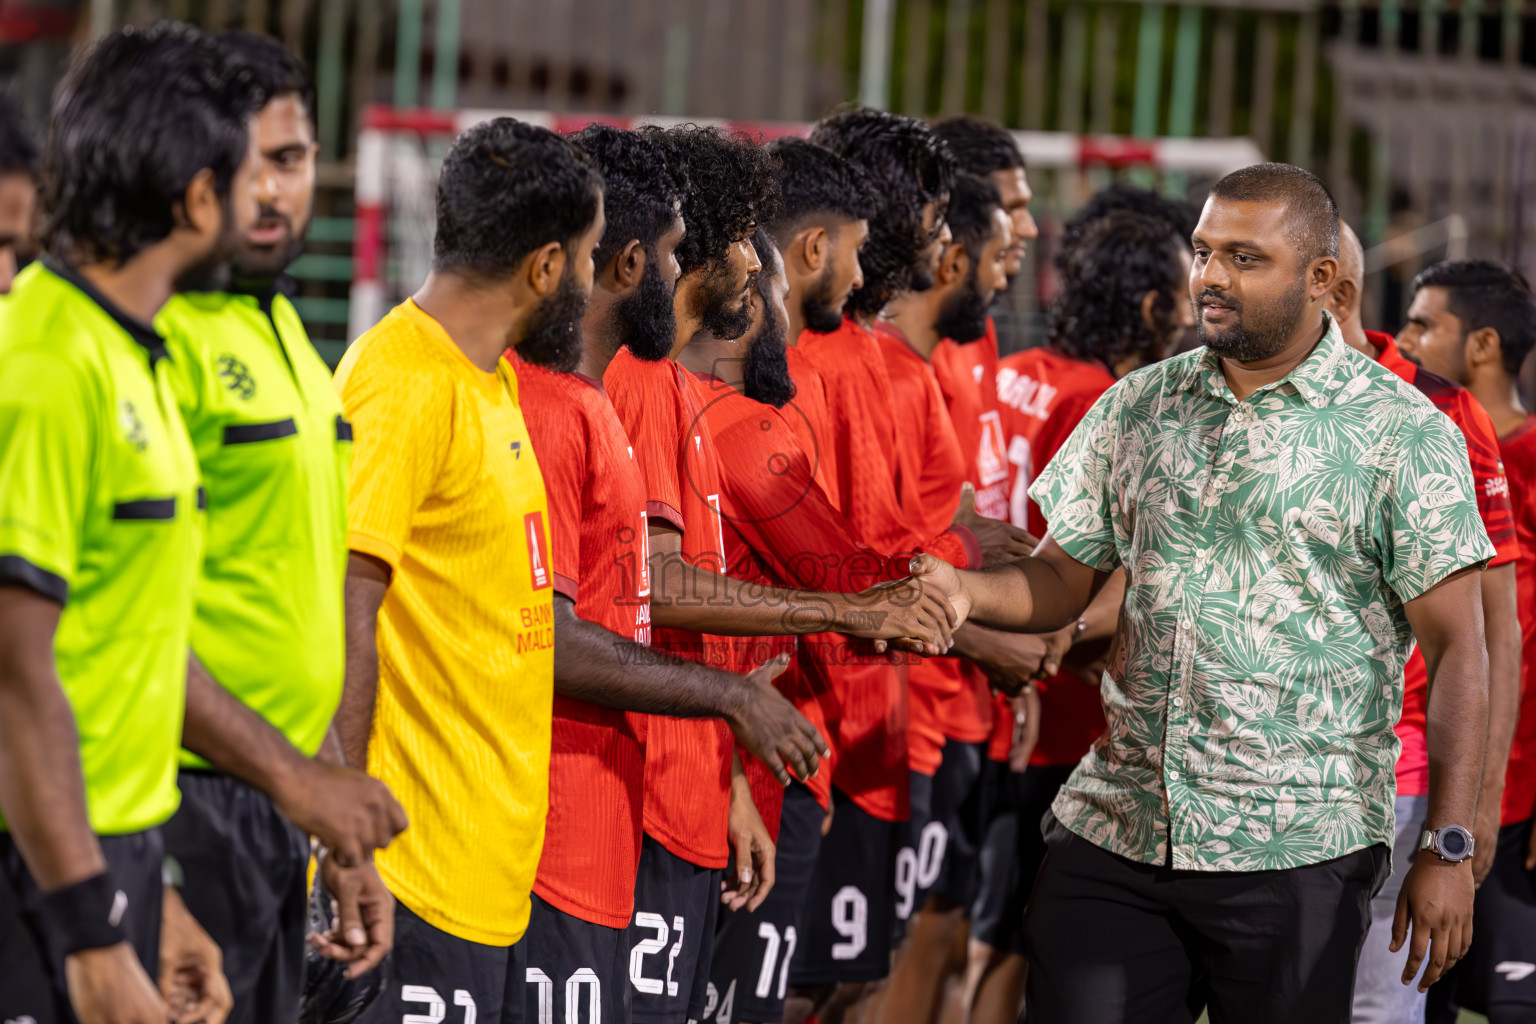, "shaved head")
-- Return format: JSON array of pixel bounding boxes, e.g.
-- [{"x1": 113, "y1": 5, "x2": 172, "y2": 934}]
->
[{"x1": 1338, "y1": 220, "x2": 1363, "y2": 285}]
